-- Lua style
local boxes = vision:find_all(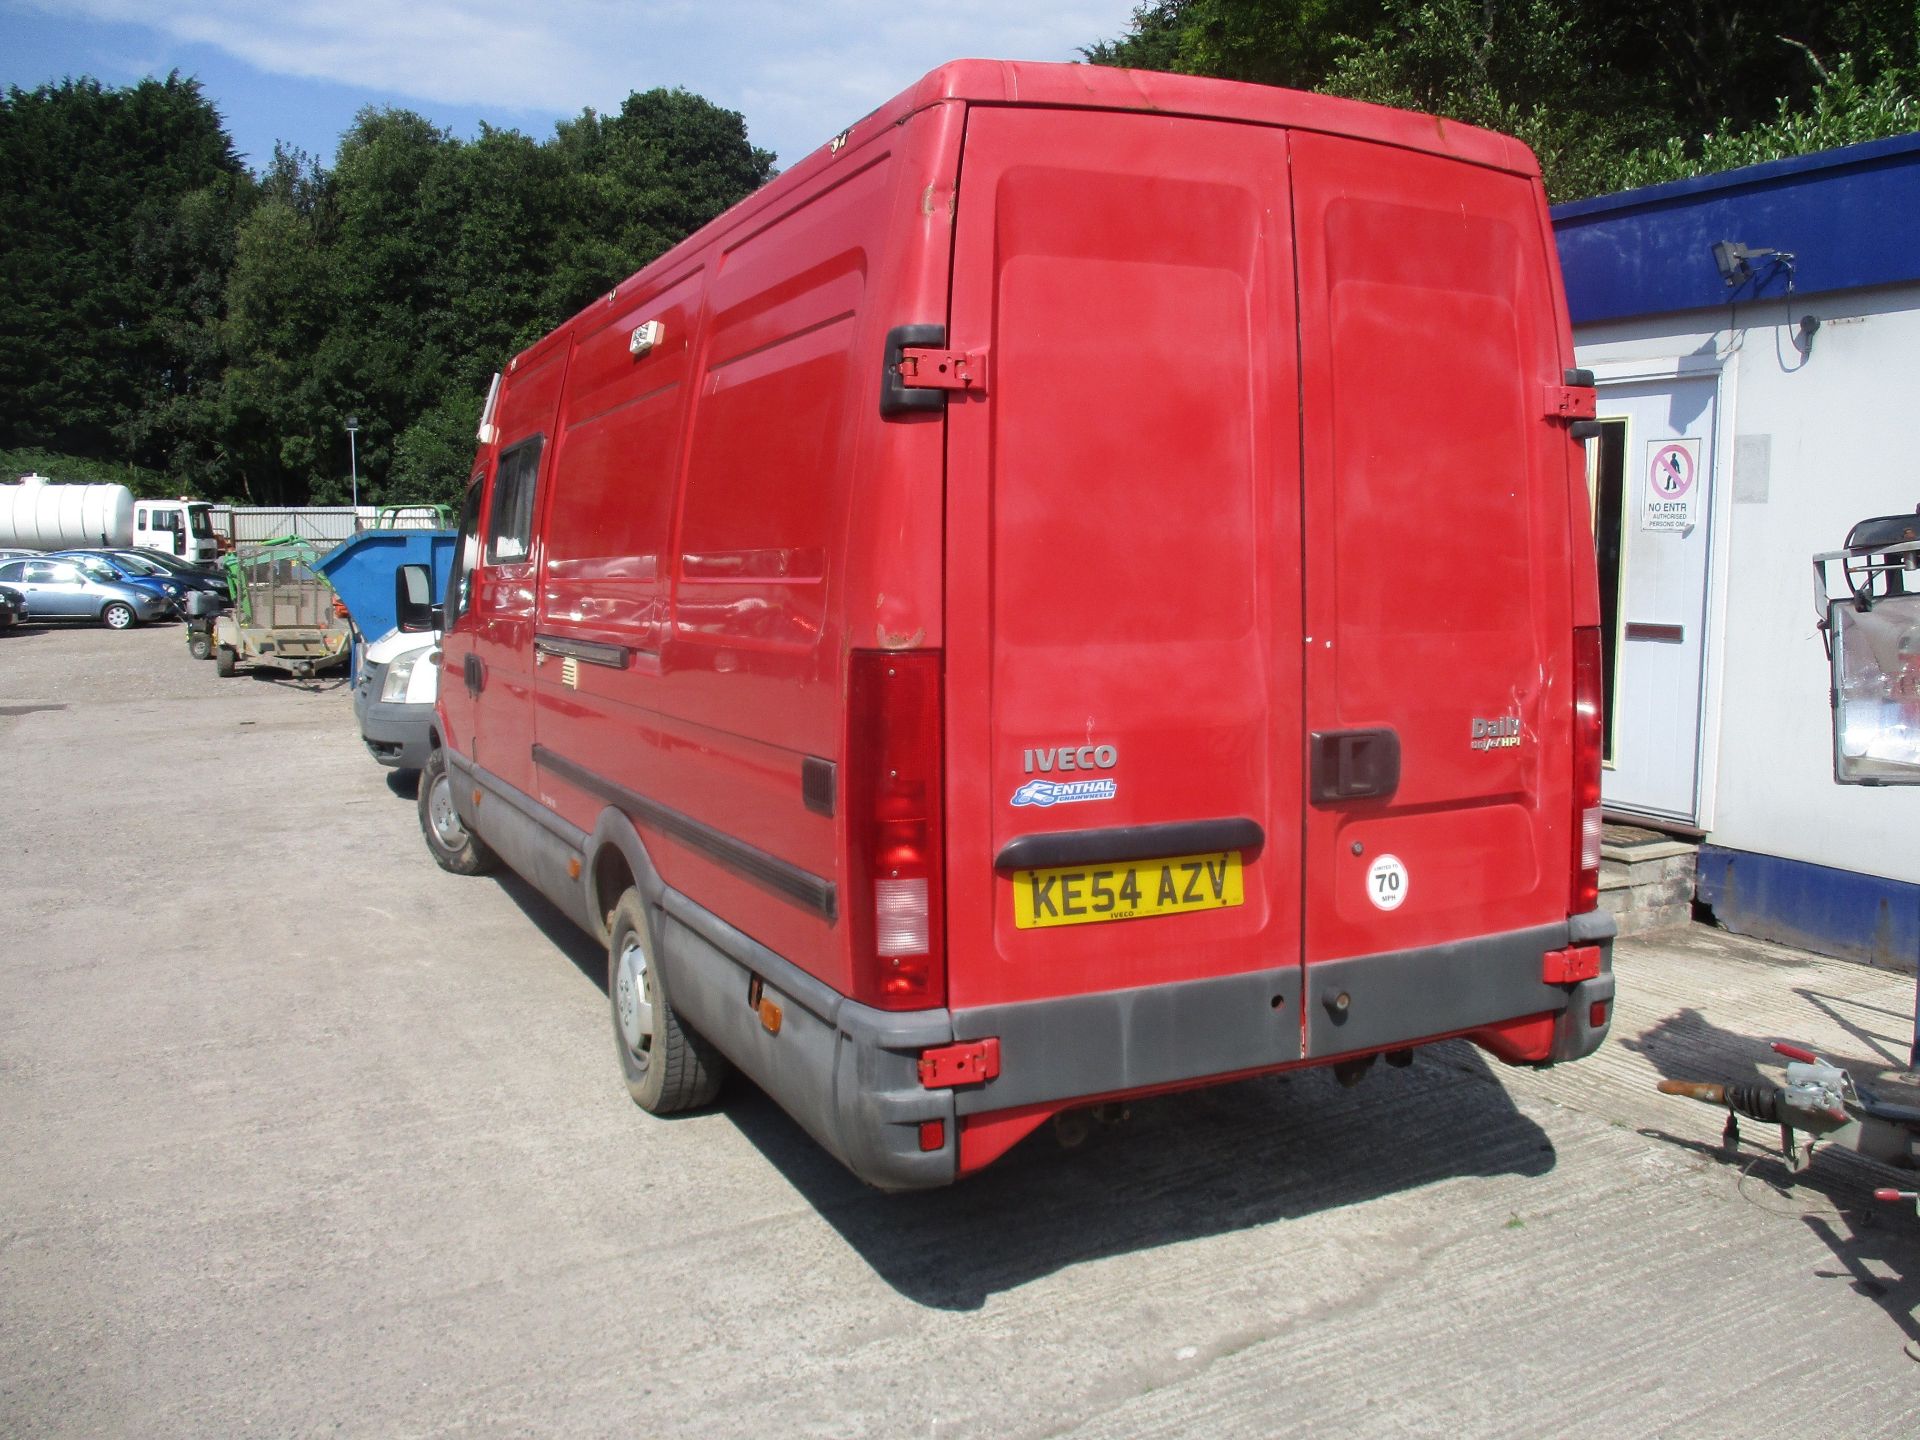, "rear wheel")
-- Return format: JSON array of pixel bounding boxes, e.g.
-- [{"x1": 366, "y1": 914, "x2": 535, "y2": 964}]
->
[
  {"x1": 101, "y1": 602, "x2": 135, "y2": 630},
  {"x1": 417, "y1": 745, "x2": 498, "y2": 876},
  {"x1": 187, "y1": 630, "x2": 212, "y2": 660},
  {"x1": 609, "y1": 888, "x2": 727, "y2": 1113},
  {"x1": 214, "y1": 644, "x2": 237, "y2": 677}
]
